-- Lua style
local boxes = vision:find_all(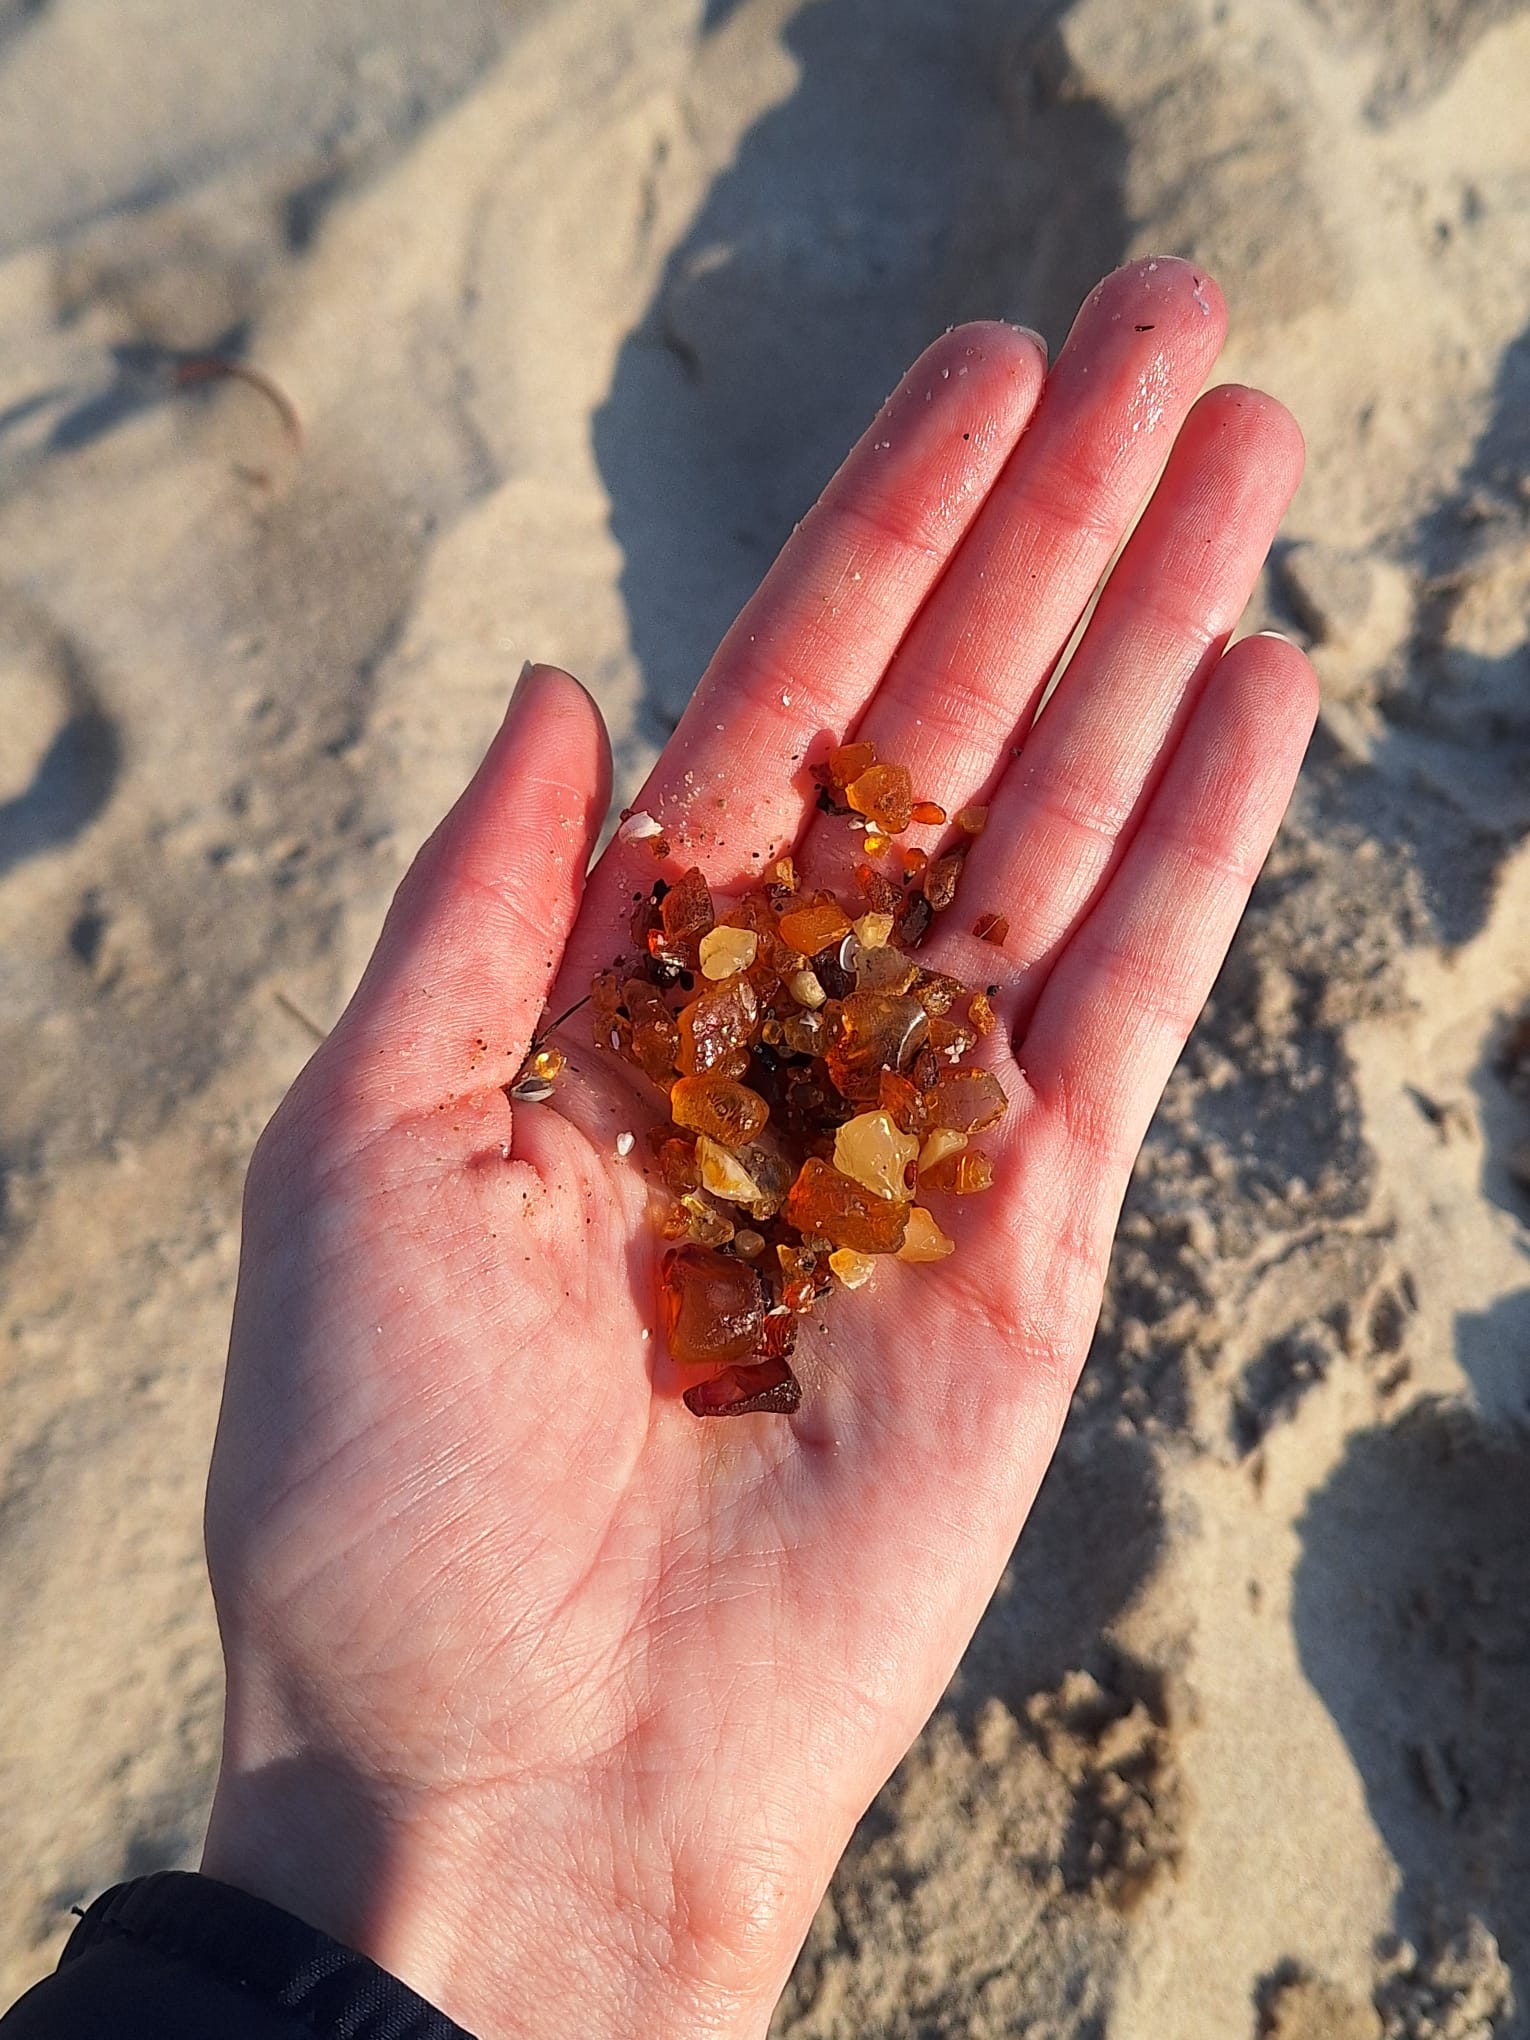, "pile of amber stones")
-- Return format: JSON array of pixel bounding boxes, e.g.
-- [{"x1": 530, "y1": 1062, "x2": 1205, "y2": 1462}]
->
[{"x1": 593, "y1": 742, "x2": 1008, "y2": 1416}]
